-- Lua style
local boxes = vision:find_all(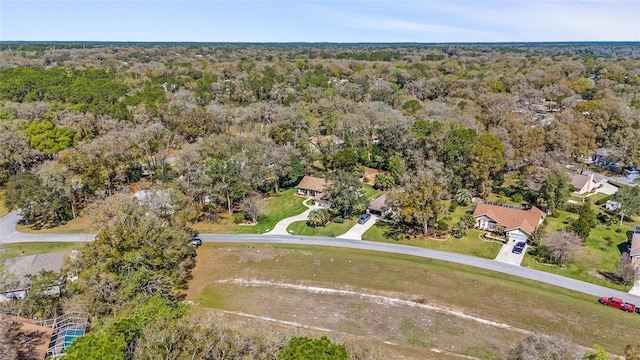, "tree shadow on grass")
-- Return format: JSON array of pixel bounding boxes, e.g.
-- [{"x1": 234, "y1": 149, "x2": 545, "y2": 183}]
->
[{"x1": 375, "y1": 221, "x2": 413, "y2": 241}]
